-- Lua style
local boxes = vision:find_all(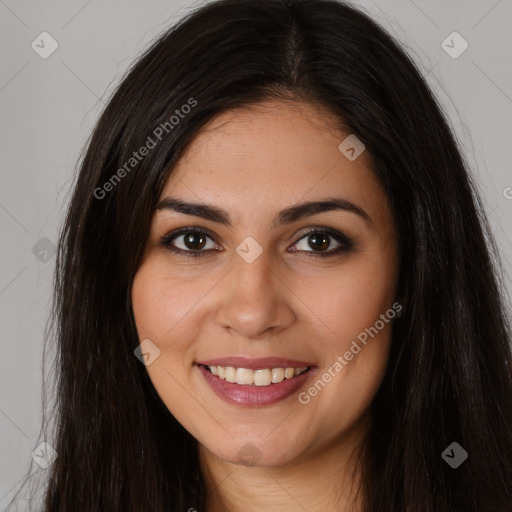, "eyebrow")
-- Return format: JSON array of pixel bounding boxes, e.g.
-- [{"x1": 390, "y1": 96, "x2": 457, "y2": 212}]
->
[{"x1": 156, "y1": 195, "x2": 372, "y2": 228}]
